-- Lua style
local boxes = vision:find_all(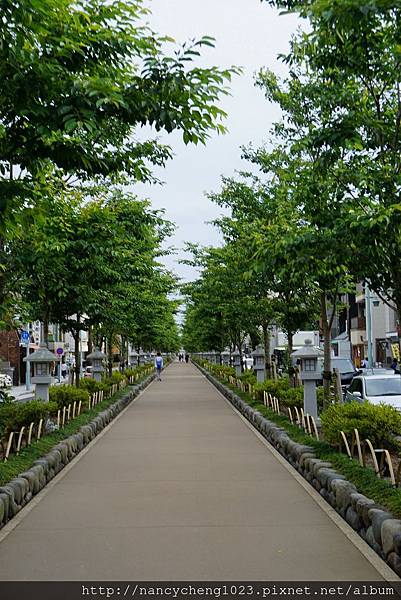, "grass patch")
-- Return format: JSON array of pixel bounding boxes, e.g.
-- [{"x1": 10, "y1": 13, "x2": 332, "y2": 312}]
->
[
  {"x1": 214, "y1": 373, "x2": 401, "y2": 519},
  {"x1": 0, "y1": 379, "x2": 149, "y2": 487}
]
